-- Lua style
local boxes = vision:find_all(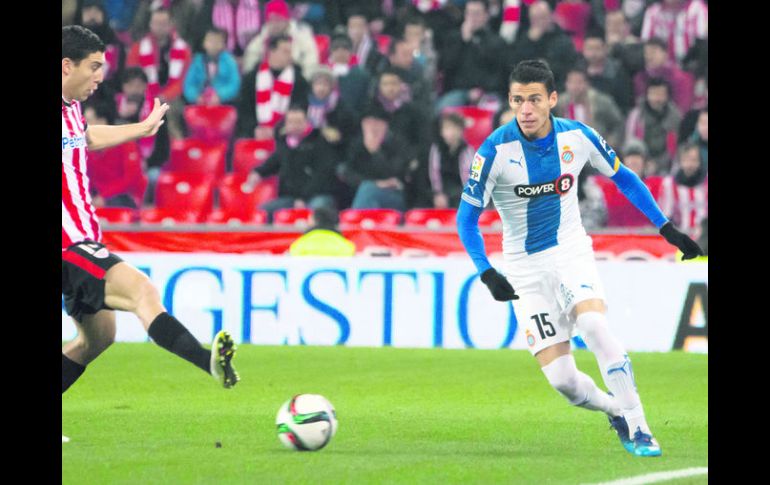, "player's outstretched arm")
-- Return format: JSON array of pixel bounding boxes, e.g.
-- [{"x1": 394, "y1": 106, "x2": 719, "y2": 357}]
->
[
  {"x1": 456, "y1": 200, "x2": 519, "y2": 301},
  {"x1": 85, "y1": 98, "x2": 169, "y2": 151},
  {"x1": 610, "y1": 165, "x2": 704, "y2": 260}
]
